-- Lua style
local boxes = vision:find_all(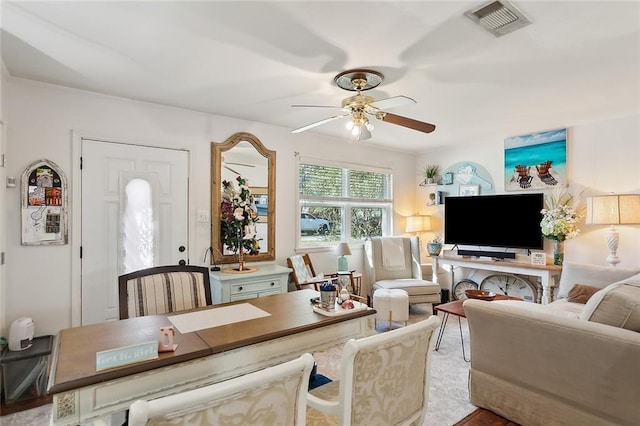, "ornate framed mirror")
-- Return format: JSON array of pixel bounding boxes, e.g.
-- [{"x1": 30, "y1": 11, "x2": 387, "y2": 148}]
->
[{"x1": 211, "y1": 132, "x2": 276, "y2": 264}]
